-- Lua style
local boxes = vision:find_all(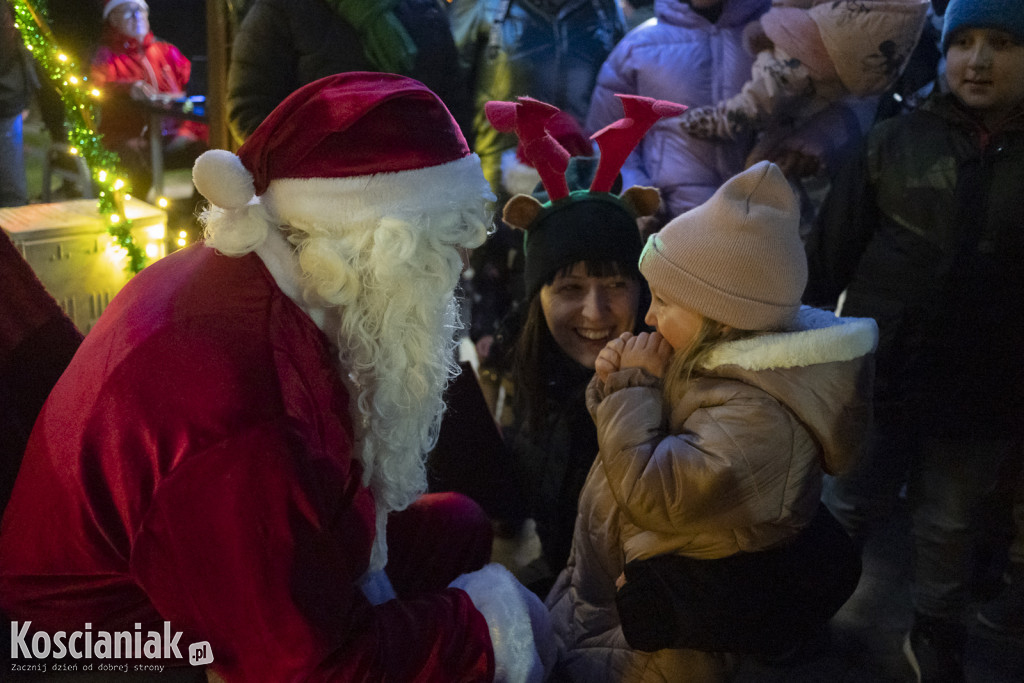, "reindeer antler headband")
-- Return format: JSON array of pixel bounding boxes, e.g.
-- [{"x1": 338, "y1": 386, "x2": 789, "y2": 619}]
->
[{"x1": 485, "y1": 94, "x2": 685, "y2": 298}]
